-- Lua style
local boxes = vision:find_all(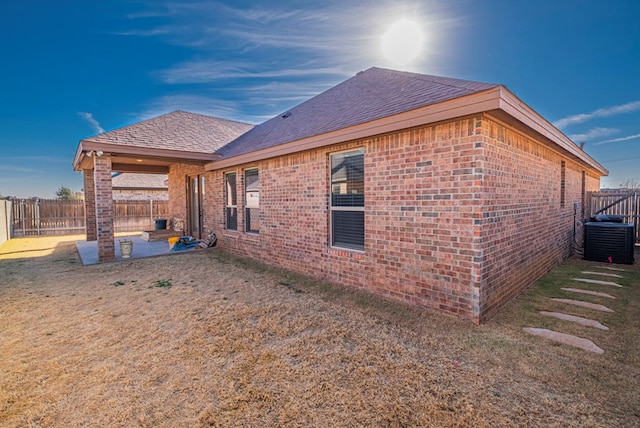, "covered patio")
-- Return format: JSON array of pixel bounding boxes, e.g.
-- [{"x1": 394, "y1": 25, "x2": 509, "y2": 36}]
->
[{"x1": 71, "y1": 111, "x2": 253, "y2": 263}]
